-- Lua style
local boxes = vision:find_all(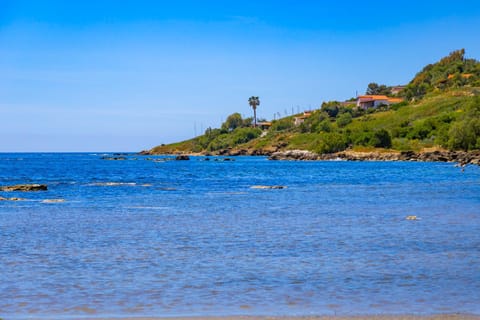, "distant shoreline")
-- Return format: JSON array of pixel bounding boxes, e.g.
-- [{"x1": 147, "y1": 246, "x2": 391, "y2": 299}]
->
[{"x1": 142, "y1": 149, "x2": 480, "y2": 166}]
